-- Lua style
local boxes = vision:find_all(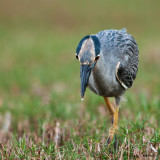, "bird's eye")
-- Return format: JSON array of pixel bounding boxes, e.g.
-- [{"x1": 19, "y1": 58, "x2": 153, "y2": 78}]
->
[
  {"x1": 76, "y1": 55, "x2": 78, "y2": 59},
  {"x1": 95, "y1": 56, "x2": 100, "y2": 61}
]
